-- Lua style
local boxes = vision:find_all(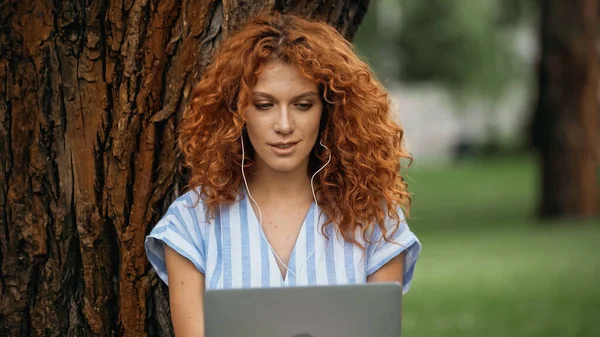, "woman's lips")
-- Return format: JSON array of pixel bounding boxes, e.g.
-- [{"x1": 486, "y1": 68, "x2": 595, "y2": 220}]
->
[{"x1": 268, "y1": 141, "x2": 299, "y2": 156}]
